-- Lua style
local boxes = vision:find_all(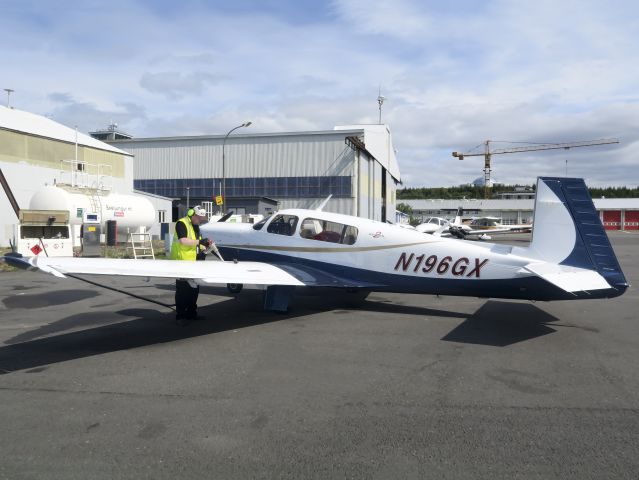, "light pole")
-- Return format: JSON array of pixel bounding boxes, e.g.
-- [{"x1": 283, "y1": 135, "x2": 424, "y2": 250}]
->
[
  {"x1": 377, "y1": 88, "x2": 385, "y2": 124},
  {"x1": 222, "y1": 121, "x2": 252, "y2": 214},
  {"x1": 4, "y1": 89, "x2": 14, "y2": 108},
  {"x1": 186, "y1": 186, "x2": 190, "y2": 213}
]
